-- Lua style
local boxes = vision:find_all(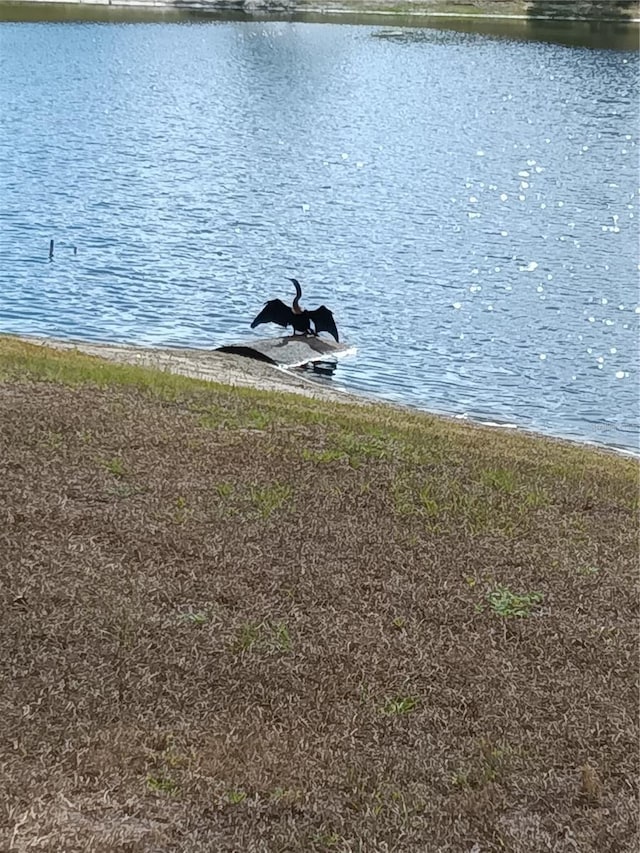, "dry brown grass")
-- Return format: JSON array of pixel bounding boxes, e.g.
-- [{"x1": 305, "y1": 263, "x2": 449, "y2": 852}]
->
[{"x1": 0, "y1": 338, "x2": 638, "y2": 852}]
